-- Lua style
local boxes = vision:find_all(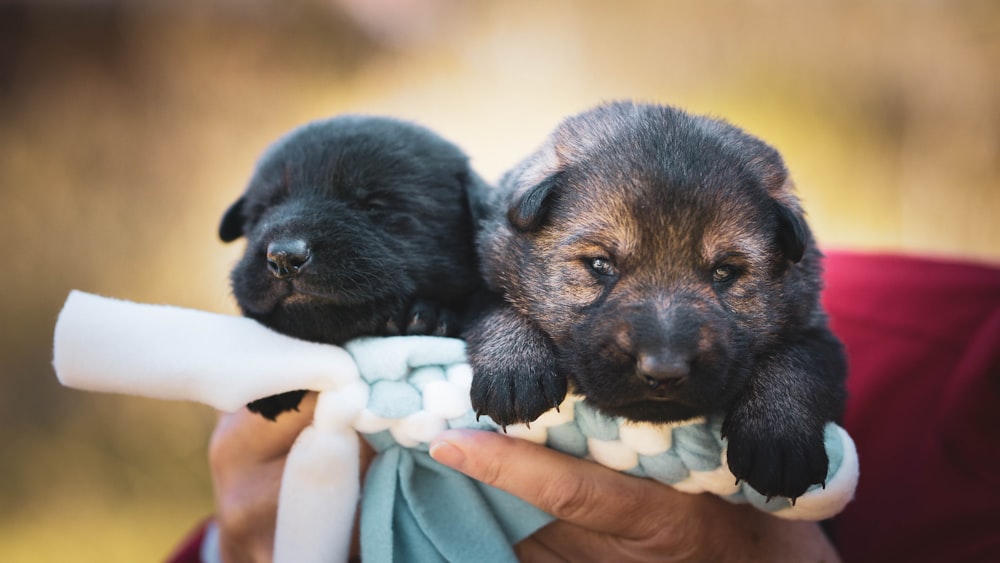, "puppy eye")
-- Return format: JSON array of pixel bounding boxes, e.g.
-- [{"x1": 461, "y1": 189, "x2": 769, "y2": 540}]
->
[
  {"x1": 587, "y1": 257, "x2": 618, "y2": 278},
  {"x1": 712, "y1": 265, "x2": 738, "y2": 285}
]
